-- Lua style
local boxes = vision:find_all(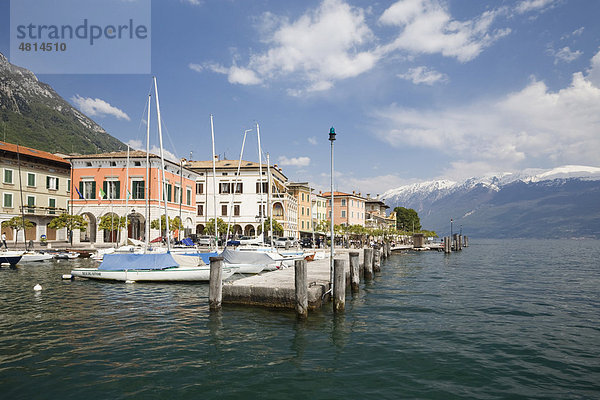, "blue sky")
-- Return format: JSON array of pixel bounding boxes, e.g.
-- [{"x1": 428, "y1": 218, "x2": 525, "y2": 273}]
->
[{"x1": 2, "y1": 0, "x2": 600, "y2": 194}]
